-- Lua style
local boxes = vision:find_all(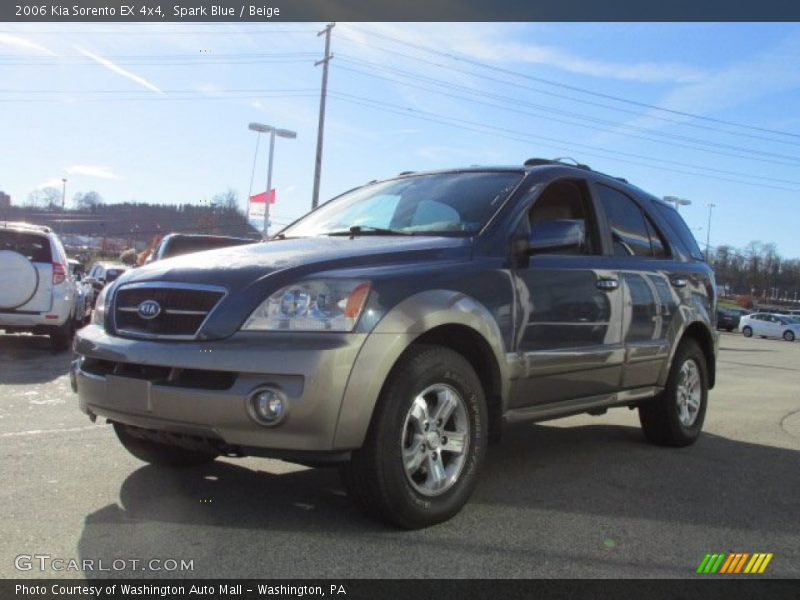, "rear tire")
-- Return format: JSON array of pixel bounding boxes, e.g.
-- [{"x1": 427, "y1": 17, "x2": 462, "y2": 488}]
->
[
  {"x1": 742, "y1": 326, "x2": 752, "y2": 337},
  {"x1": 114, "y1": 423, "x2": 218, "y2": 467},
  {"x1": 639, "y1": 339, "x2": 708, "y2": 447},
  {"x1": 340, "y1": 345, "x2": 487, "y2": 529},
  {"x1": 784, "y1": 330, "x2": 795, "y2": 342},
  {"x1": 49, "y1": 319, "x2": 74, "y2": 352}
]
